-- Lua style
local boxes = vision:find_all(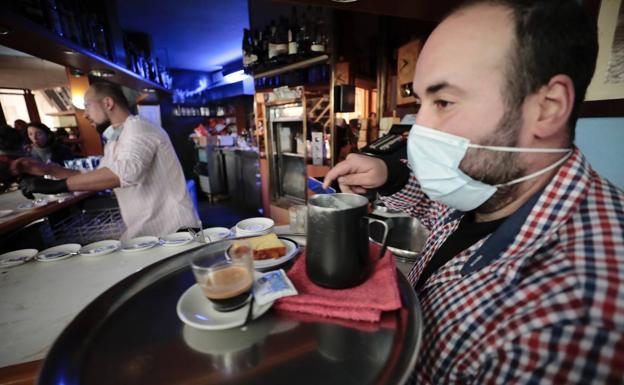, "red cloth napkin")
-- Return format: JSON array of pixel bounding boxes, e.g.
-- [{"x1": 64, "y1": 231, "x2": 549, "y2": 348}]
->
[{"x1": 274, "y1": 243, "x2": 402, "y2": 322}]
